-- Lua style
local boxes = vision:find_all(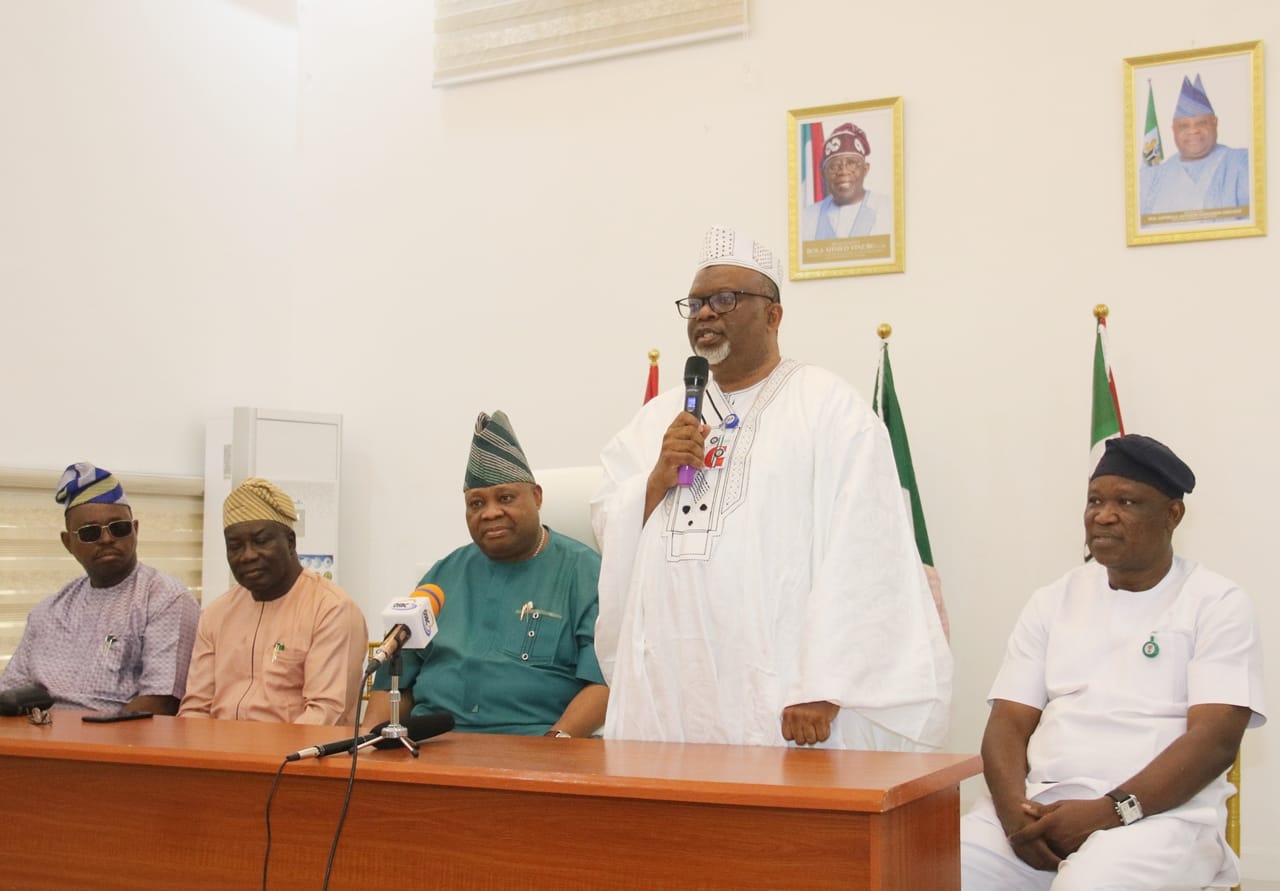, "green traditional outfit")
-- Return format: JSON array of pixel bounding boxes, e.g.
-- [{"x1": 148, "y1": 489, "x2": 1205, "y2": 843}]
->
[
  {"x1": 376, "y1": 531, "x2": 603, "y2": 734},
  {"x1": 374, "y1": 409, "x2": 605, "y2": 734}
]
